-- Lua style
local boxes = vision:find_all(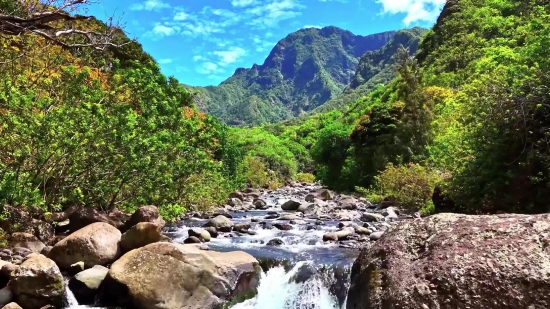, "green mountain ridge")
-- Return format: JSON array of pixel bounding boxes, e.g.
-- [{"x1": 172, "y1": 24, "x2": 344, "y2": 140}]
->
[{"x1": 188, "y1": 26, "x2": 406, "y2": 126}]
